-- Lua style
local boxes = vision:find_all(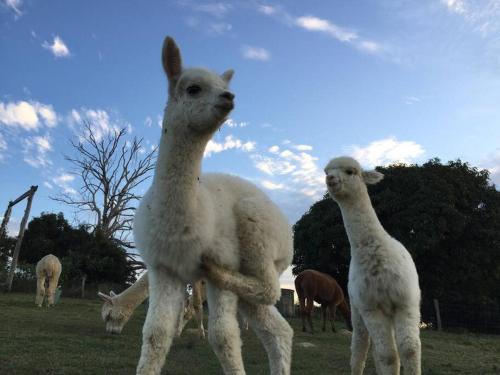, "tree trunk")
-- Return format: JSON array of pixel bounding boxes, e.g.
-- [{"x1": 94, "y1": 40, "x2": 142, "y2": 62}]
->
[{"x1": 81, "y1": 274, "x2": 87, "y2": 299}]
